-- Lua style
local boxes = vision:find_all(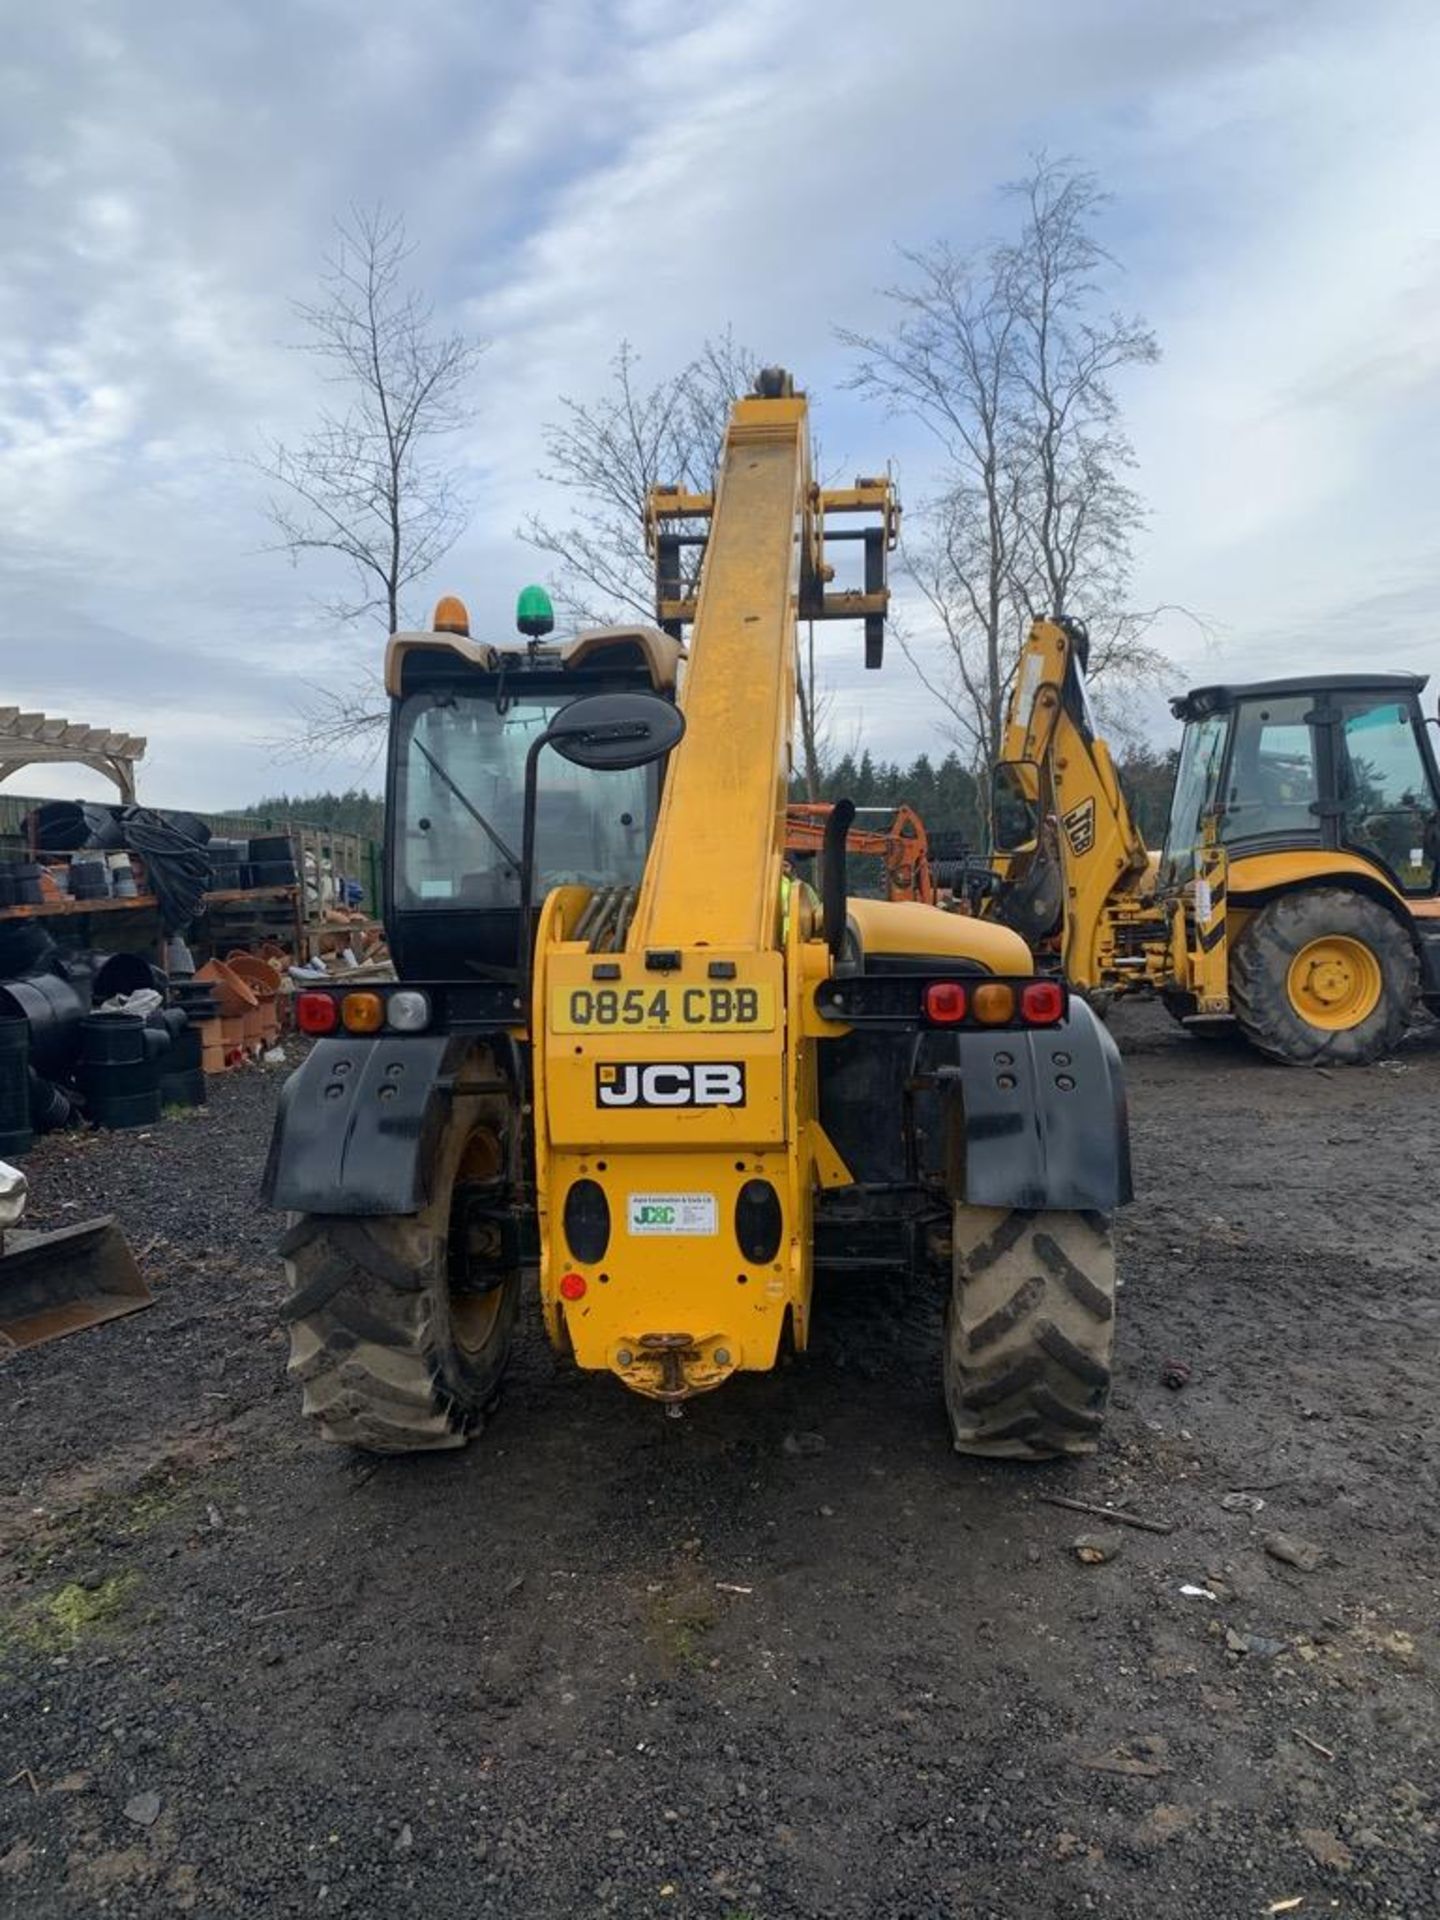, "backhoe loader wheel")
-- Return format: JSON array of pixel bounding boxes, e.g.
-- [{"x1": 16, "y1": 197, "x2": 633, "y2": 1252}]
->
[
  {"x1": 277, "y1": 1137, "x2": 520, "y2": 1453},
  {"x1": 1229, "y1": 887, "x2": 1416, "y2": 1066},
  {"x1": 944, "y1": 1207, "x2": 1115, "y2": 1460}
]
